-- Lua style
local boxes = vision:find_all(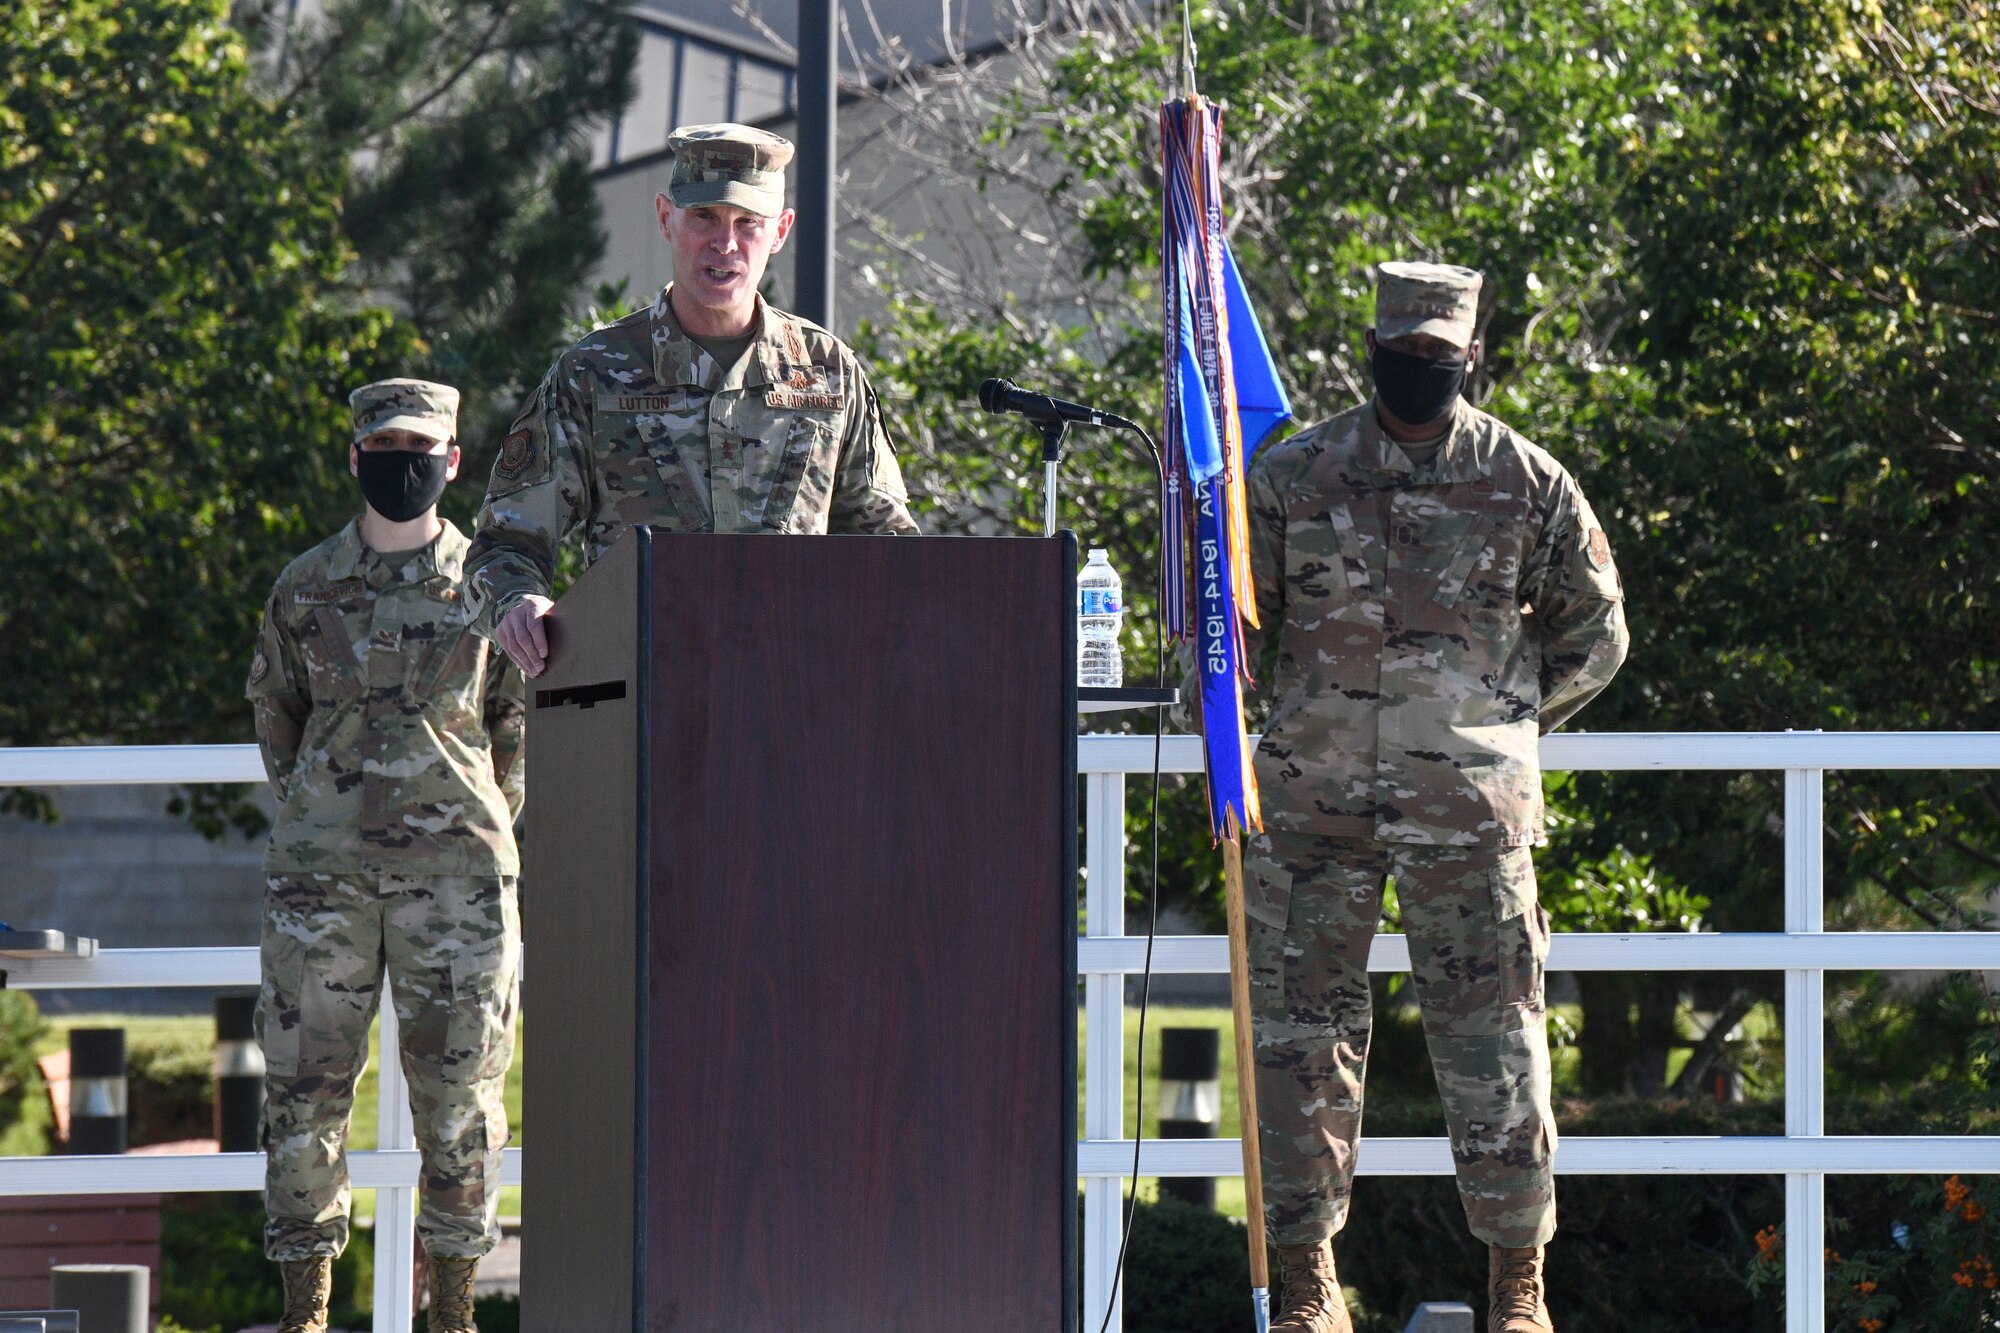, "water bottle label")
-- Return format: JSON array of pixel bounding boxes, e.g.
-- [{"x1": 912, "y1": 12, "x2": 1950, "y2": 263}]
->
[{"x1": 1079, "y1": 589, "x2": 1122, "y2": 616}]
